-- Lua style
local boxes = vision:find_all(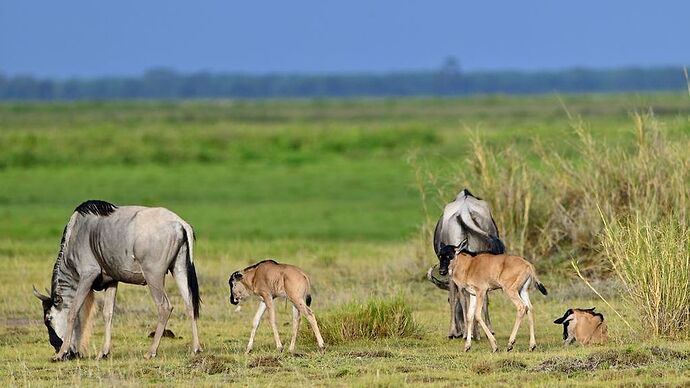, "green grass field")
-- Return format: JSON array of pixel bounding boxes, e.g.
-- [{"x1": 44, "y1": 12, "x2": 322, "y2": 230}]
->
[{"x1": 2, "y1": 94, "x2": 690, "y2": 386}]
